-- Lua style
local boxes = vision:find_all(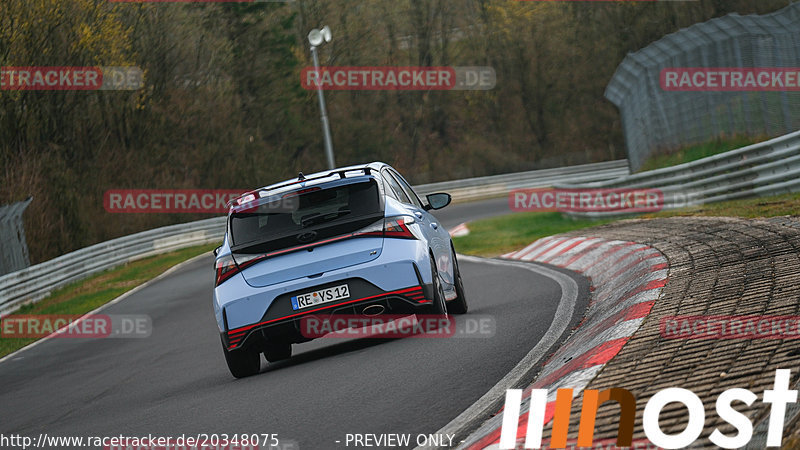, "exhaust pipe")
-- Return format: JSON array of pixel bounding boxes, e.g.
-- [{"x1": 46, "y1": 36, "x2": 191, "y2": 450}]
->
[{"x1": 361, "y1": 304, "x2": 385, "y2": 317}]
